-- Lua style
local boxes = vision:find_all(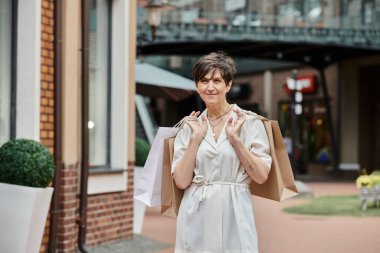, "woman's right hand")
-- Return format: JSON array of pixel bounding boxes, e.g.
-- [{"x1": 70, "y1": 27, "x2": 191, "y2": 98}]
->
[{"x1": 186, "y1": 111, "x2": 208, "y2": 143}]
